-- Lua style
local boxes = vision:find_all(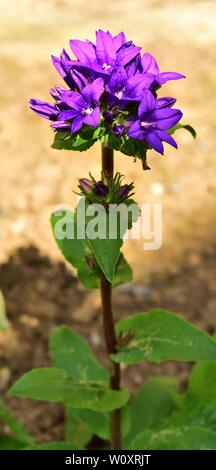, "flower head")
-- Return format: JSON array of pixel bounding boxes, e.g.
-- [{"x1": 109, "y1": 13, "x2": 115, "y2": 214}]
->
[{"x1": 30, "y1": 30, "x2": 185, "y2": 161}]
